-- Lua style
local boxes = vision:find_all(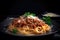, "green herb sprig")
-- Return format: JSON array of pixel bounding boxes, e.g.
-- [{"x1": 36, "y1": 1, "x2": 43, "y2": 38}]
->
[
  {"x1": 24, "y1": 12, "x2": 36, "y2": 17},
  {"x1": 42, "y1": 16, "x2": 51, "y2": 25},
  {"x1": 12, "y1": 28, "x2": 18, "y2": 34}
]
